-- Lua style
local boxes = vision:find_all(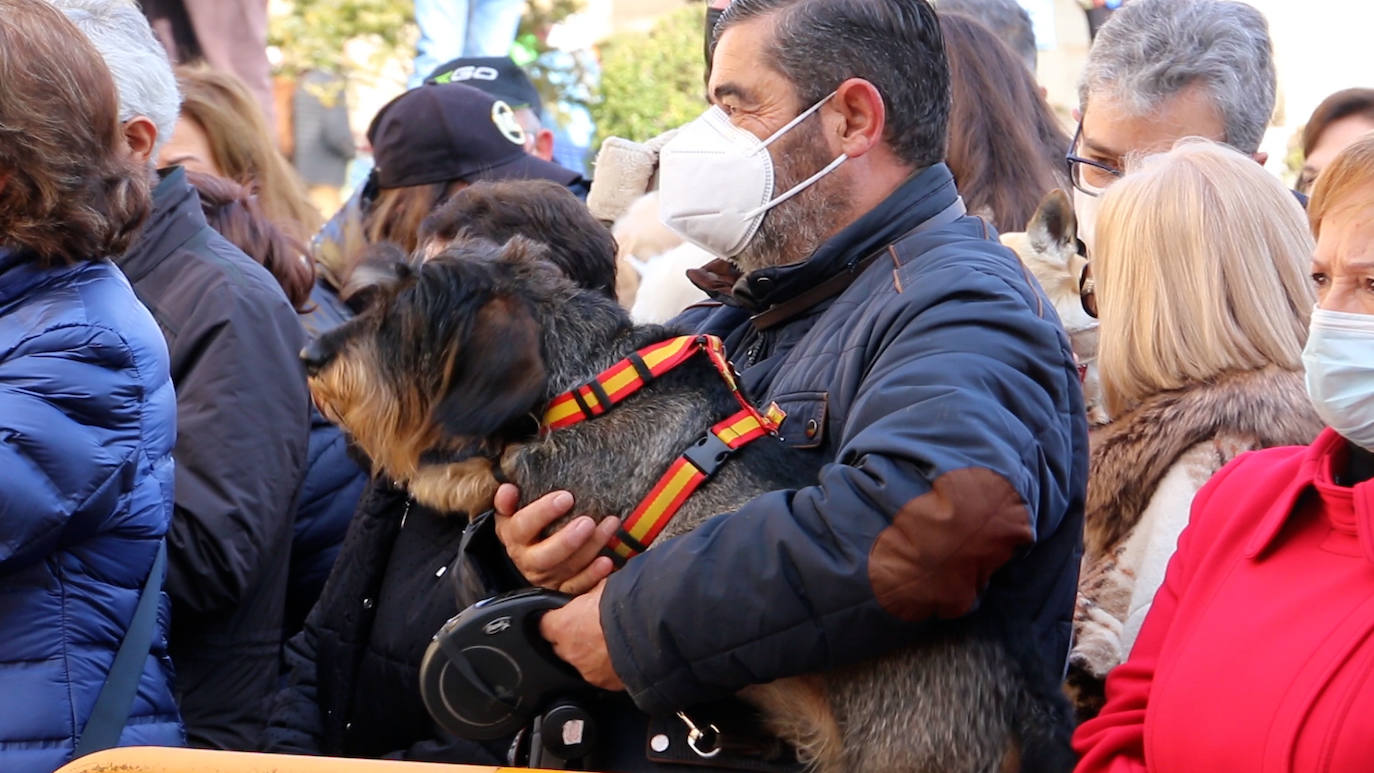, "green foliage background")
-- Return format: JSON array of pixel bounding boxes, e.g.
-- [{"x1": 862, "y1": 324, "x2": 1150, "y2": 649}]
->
[
  {"x1": 590, "y1": 3, "x2": 707, "y2": 147},
  {"x1": 268, "y1": 0, "x2": 416, "y2": 79},
  {"x1": 270, "y1": 0, "x2": 712, "y2": 157}
]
